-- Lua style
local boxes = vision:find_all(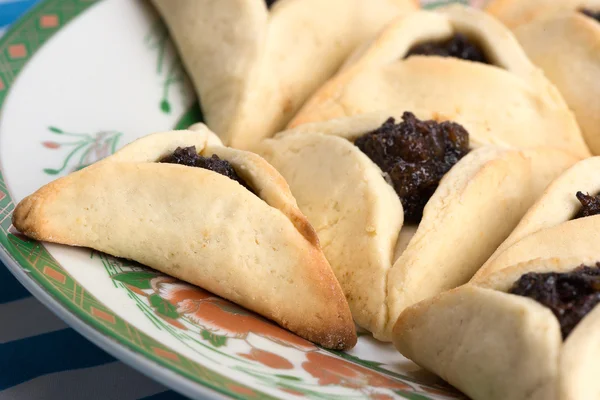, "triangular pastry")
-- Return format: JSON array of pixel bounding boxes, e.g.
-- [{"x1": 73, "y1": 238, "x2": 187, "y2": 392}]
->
[
  {"x1": 150, "y1": 0, "x2": 417, "y2": 149},
  {"x1": 257, "y1": 112, "x2": 579, "y2": 341},
  {"x1": 12, "y1": 124, "x2": 357, "y2": 350},
  {"x1": 288, "y1": 5, "x2": 590, "y2": 158},
  {"x1": 393, "y1": 156, "x2": 600, "y2": 397},
  {"x1": 394, "y1": 255, "x2": 600, "y2": 400},
  {"x1": 486, "y1": 1, "x2": 600, "y2": 154}
]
